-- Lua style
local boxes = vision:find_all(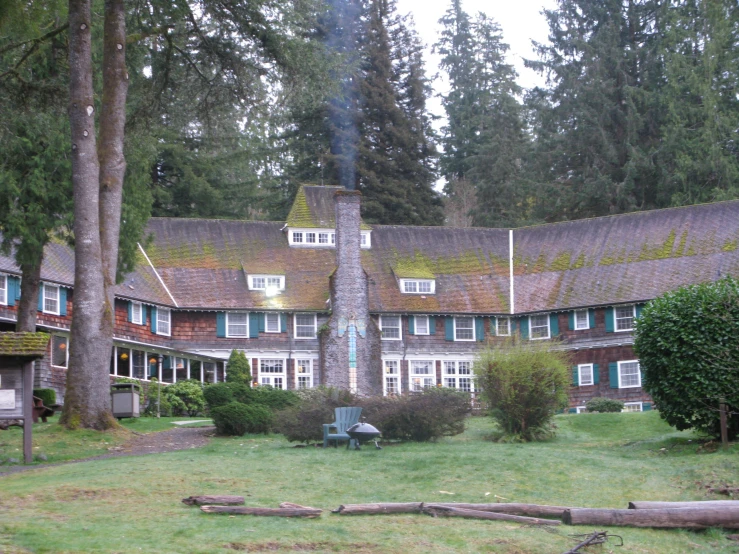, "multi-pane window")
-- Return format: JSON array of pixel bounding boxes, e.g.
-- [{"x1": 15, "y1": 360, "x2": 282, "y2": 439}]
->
[
  {"x1": 361, "y1": 234, "x2": 367, "y2": 246},
  {"x1": 51, "y1": 335, "x2": 68, "y2": 368},
  {"x1": 401, "y1": 279, "x2": 435, "y2": 294},
  {"x1": 260, "y1": 359, "x2": 285, "y2": 389},
  {"x1": 618, "y1": 360, "x2": 641, "y2": 388},
  {"x1": 292, "y1": 231, "x2": 303, "y2": 243},
  {"x1": 132, "y1": 350, "x2": 146, "y2": 379},
  {"x1": 380, "y1": 315, "x2": 401, "y2": 339},
  {"x1": 443, "y1": 361, "x2": 474, "y2": 392},
  {"x1": 575, "y1": 309, "x2": 589, "y2": 330},
  {"x1": 410, "y1": 360, "x2": 435, "y2": 391},
  {"x1": 131, "y1": 302, "x2": 143, "y2": 325},
  {"x1": 295, "y1": 313, "x2": 316, "y2": 339},
  {"x1": 623, "y1": 402, "x2": 643, "y2": 412},
  {"x1": 266, "y1": 312, "x2": 280, "y2": 333},
  {"x1": 496, "y1": 317, "x2": 510, "y2": 336},
  {"x1": 414, "y1": 316, "x2": 429, "y2": 335},
  {"x1": 306, "y1": 232, "x2": 316, "y2": 244},
  {"x1": 318, "y1": 233, "x2": 329, "y2": 244},
  {"x1": 43, "y1": 284, "x2": 60, "y2": 314},
  {"x1": 530, "y1": 314, "x2": 550, "y2": 339},
  {"x1": 578, "y1": 363, "x2": 594, "y2": 386},
  {"x1": 331, "y1": 233, "x2": 336, "y2": 244},
  {"x1": 615, "y1": 306, "x2": 636, "y2": 331},
  {"x1": 0, "y1": 275, "x2": 6, "y2": 305},
  {"x1": 296, "y1": 359, "x2": 314, "y2": 388},
  {"x1": 226, "y1": 312, "x2": 248, "y2": 337},
  {"x1": 249, "y1": 275, "x2": 285, "y2": 291},
  {"x1": 454, "y1": 317, "x2": 474, "y2": 341},
  {"x1": 384, "y1": 360, "x2": 400, "y2": 395},
  {"x1": 157, "y1": 308, "x2": 171, "y2": 336}
]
